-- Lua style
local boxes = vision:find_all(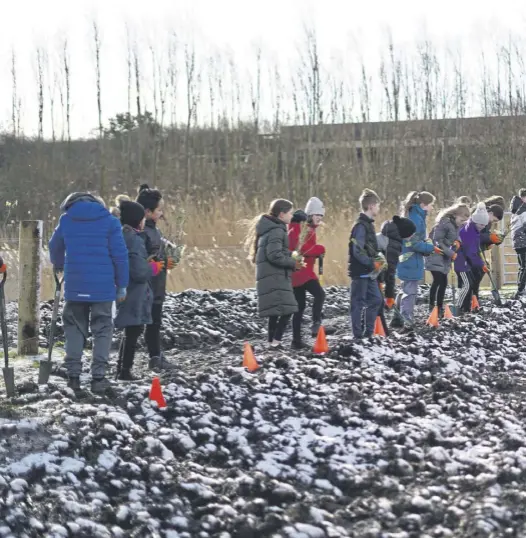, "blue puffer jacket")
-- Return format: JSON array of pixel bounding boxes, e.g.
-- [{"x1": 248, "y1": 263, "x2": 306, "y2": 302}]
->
[
  {"x1": 396, "y1": 204, "x2": 434, "y2": 282},
  {"x1": 49, "y1": 193, "x2": 129, "y2": 302}
]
